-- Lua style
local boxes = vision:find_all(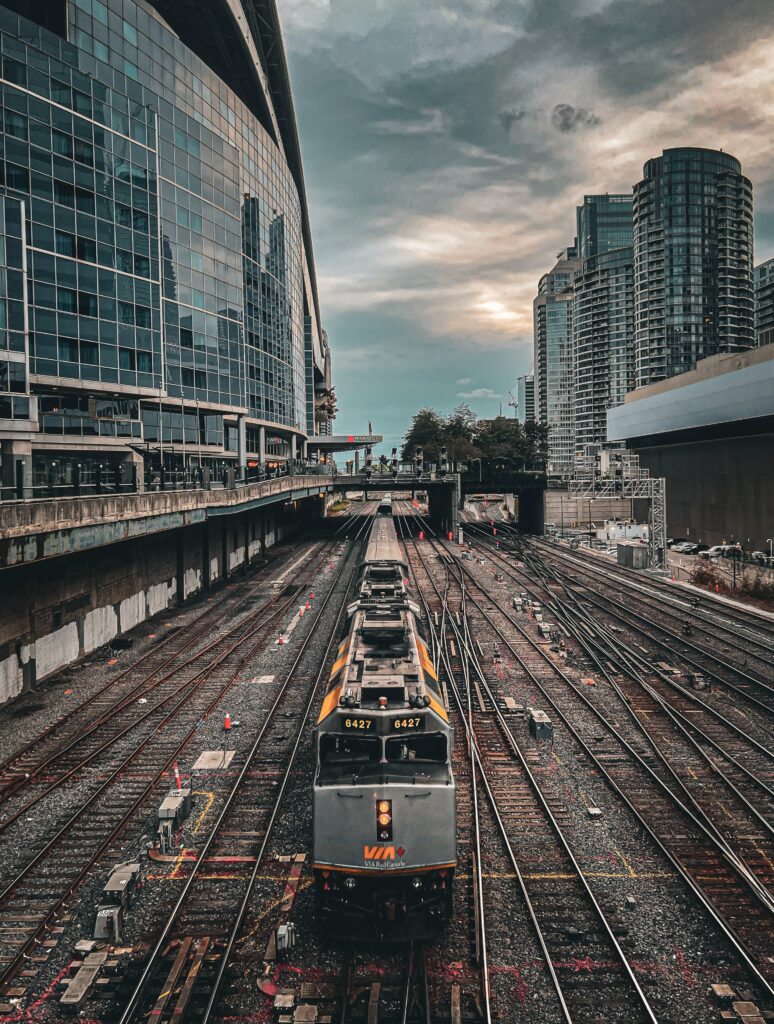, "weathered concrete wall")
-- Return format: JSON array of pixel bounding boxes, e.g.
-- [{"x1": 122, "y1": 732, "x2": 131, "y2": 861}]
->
[
  {"x1": 0, "y1": 495, "x2": 323, "y2": 705},
  {"x1": 636, "y1": 434, "x2": 774, "y2": 549},
  {"x1": 543, "y1": 491, "x2": 634, "y2": 530}
]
